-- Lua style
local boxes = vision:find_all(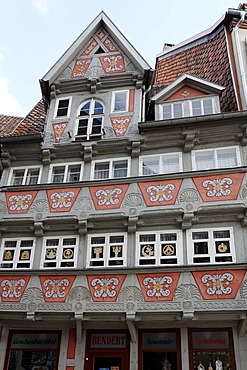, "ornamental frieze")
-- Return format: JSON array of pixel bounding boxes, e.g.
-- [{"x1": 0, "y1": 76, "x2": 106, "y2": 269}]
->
[
  {"x1": 137, "y1": 272, "x2": 180, "y2": 302},
  {"x1": 39, "y1": 276, "x2": 76, "y2": 302},
  {"x1": 6, "y1": 191, "x2": 38, "y2": 214},
  {"x1": 138, "y1": 180, "x2": 182, "y2": 206},
  {"x1": 192, "y1": 270, "x2": 246, "y2": 300},
  {"x1": 87, "y1": 275, "x2": 126, "y2": 302},
  {"x1": 46, "y1": 188, "x2": 81, "y2": 212},
  {"x1": 89, "y1": 184, "x2": 129, "y2": 210},
  {"x1": 0, "y1": 276, "x2": 30, "y2": 302},
  {"x1": 192, "y1": 173, "x2": 245, "y2": 202}
]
